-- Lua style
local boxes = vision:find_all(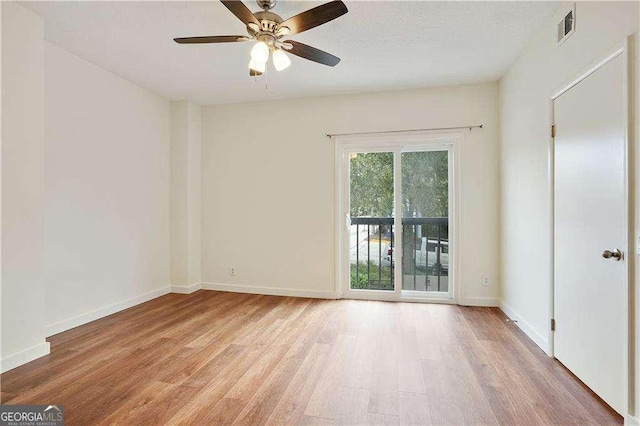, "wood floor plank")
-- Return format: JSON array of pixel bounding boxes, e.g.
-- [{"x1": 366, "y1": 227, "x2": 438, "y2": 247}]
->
[
  {"x1": 97, "y1": 381, "x2": 178, "y2": 425},
  {"x1": 299, "y1": 415, "x2": 335, "y2": 425},
  {"x1": 232, "y1": 347, "x2": 312, "y2": 423},
  {"x1": 487, "y1": 309, "x2": 621, "y2": 425},
  {"x1": 398, "y1": 304, "x2": 426, "y2": 394},
  {"x1": 415, "y1": 304, "x2": 443, "y2": 362},
  {"x1": 366, "y1": 412, "x2": 399, "y2": 425},
  {"x1": 343, "y1": 325, "x2": 377, "y2": 390},
  {"x1": 446, "y1": 344, "x2": 499, "y2": 425},
  {"x1": 455, "y1": 313, "x2": 523, "y2": 425},
  {"x1": 479, "y1": 339, "x2": 559, "y2": 425},
  {"x1": 304, "y1": 334, "x2": 358, "y2": 419},
  {"x1": 398, "y1": 391, "x2": 431, "y2": 426},
  {"x1": 224, "y1": 341, "x2": 292, "y2": 400},
  {"x1": 0, "y1": 293, "x2": 623, "y2": 425},
  {"x1": 5, "y1": 345, "x2": 136, "y2": 404},
  {"x1": 221, "y1": 300, "x2": 331, "y2": 424},
  {"x1": 119, "y1": 384, "x2": 202, "y2": 425},
  {"x1": 167, "y1": 345, "x2": 280, "y2": 424},
  {"x1": 334, "y1": 386, "x2": 370, "y2": 425},
  {"x1": 368, "y1": 329, "x2": 399, "y2": 416},
  {"x1": 170, "y1": 300, "x2": 330, "y2": 425},
  {"x1": 422, "y1": 306, "x2": 474, "y2": 425},
  {"x1": 343, "y1": 302, "x2": 378, "y2": 390},
  {"x1": 421, "y1": 350, "x2": 465, "y2": 424},
  {"x1": 265, "y1": 342, "x2": 332, "y2": 425}
]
